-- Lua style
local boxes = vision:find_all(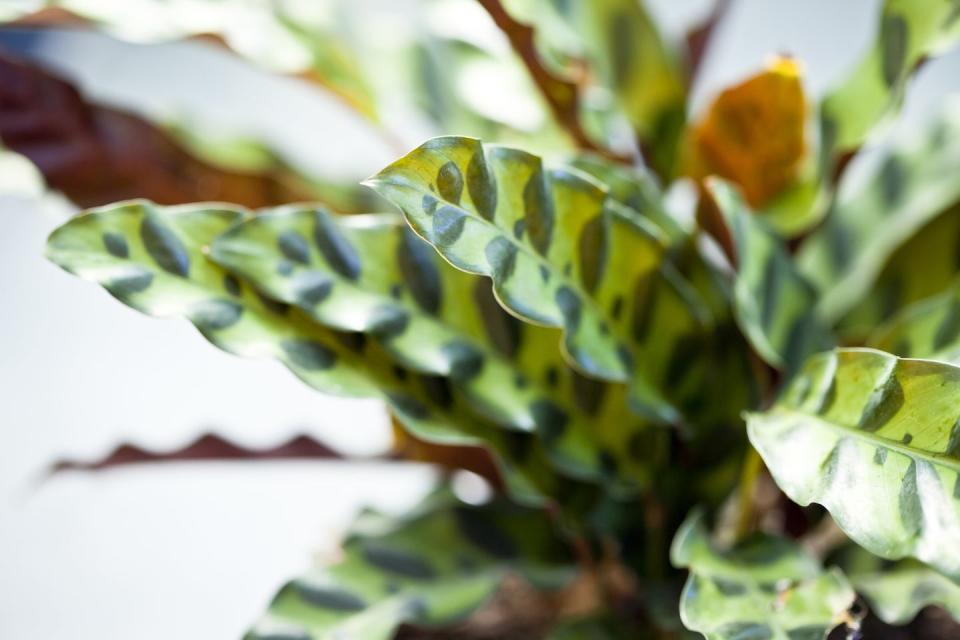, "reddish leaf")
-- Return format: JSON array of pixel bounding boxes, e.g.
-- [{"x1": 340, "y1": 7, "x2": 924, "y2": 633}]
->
[
  {"x1": 50, "y1": 432, "x2": 350, "y2": 473},
  {"x1": 0, "y1": 52, "x2": 314, "y2": 208}
]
